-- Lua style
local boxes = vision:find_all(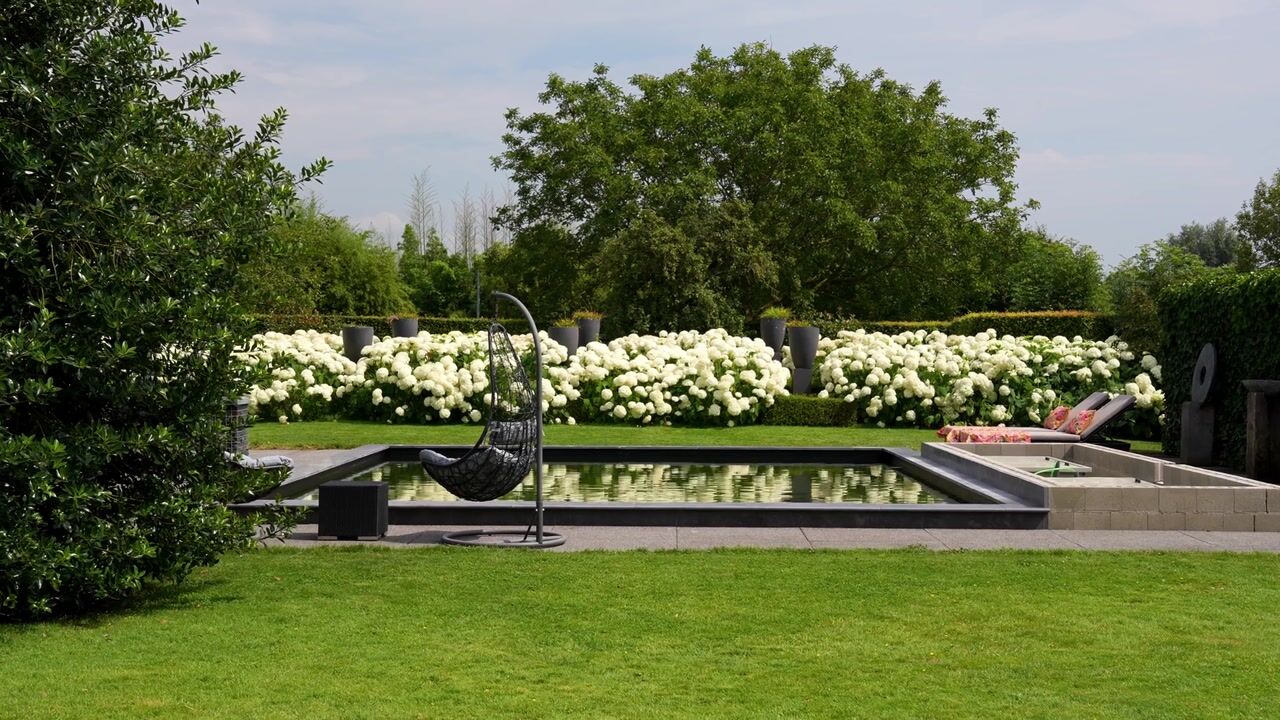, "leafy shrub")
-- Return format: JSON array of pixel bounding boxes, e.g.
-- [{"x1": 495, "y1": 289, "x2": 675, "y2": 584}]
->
[
  {"x1": 1159, "y1": 270, "x2": 1280, "y2": 468},
  {"x1": 251, "y1": 315, "x2": 529, "y2": 337},
  {"x1": 0, "y1": 2, "x2": 320, "y2": 619},
  {"x1": 946, "y1": 311, "x2": 1114, "y2": 339},
  {"x1": 761, "y1": 396, "x2": 859, "y2": 426}
]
